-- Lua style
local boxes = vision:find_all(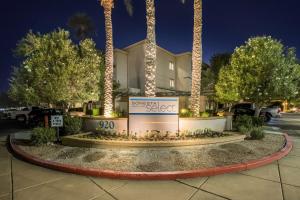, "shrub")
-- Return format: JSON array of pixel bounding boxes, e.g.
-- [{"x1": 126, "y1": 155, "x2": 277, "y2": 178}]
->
[
  {"x1": 250, "y1": 127, "x2": 265, "y2": 140},
  {"x1": 235, "y1": 115, "x2": 264, "y2": 128},
  {"x1": 111, "y1": 111, "x2": 123, "y2": 118},
  {"x1": 252, "y1": 116, "x2": 264, "y2": 127},
  {"x1": 31, "y1": 127, "x2": 56, "y2": 145},
  {"x1": 200, "y1": 112, "x2": 210, "y2": 118},
  {"x1": 238, "y1": 125, "x2": 251, "y2": 136},
  {"x1": 235, "y1": 115, "x2": 265, "y2": 139},
  {"x1": 180, "y1": 108, "x2": 193, "y2": 117},
  {"x1": 235, "y1": 115, "x2": 253, "y2": 130},
  {"x1": 92, "y1": 108, "x2": 100, "y2": 116},
  {"x1": 191, "y1": 128, "x2": 223, "y2": 137},
  {"x1": 63, "y1": 115, "x2": 82, "y2": 135}
]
